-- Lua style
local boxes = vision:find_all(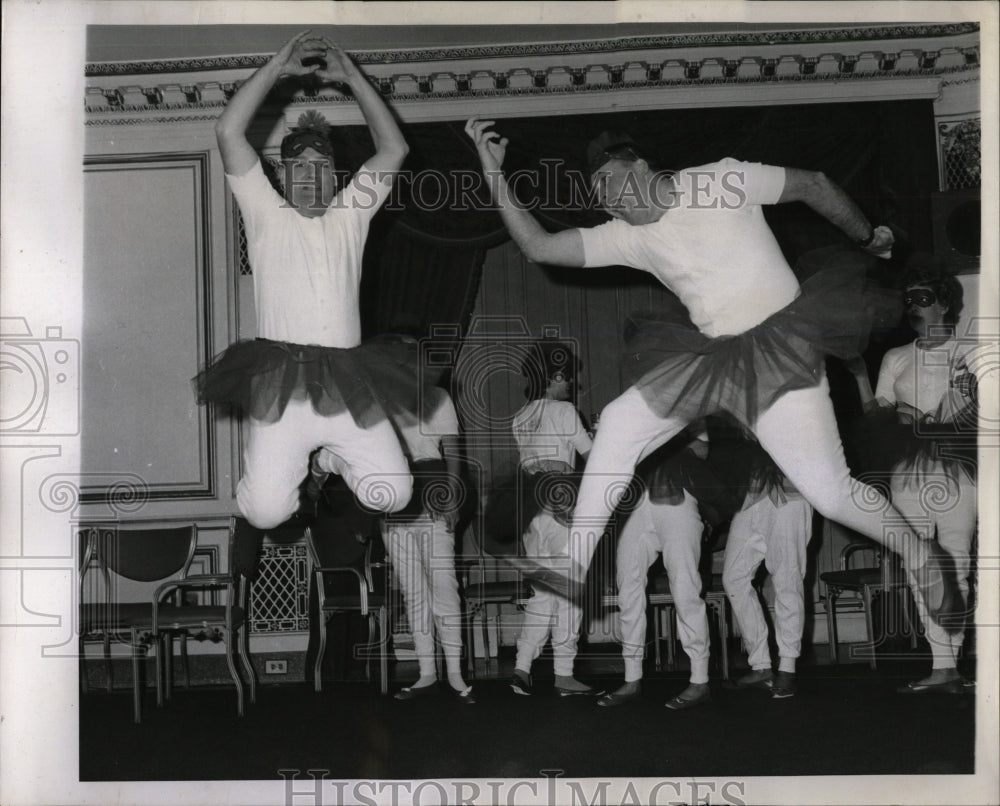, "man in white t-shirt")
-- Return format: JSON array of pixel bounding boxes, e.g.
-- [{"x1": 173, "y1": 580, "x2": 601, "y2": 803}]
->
[
  {"x1": 204, "y1": 32, "x2": 413, "y2": 529},
  {"x1": 463, "y1": 118, "x2": 961, "y2": 634},
  {"x1": 507, "y1": 349, "x2": 598, "y2": 697}
]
